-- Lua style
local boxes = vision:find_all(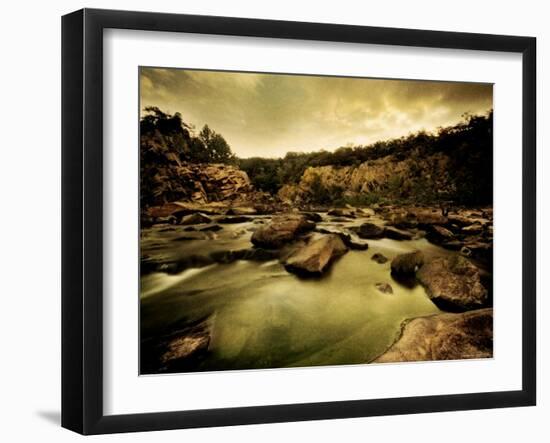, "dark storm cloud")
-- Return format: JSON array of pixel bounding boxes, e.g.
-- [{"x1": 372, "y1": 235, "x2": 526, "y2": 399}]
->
[{"x1": 140, "y1": 67, "x2": 492, "y2": 158}]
